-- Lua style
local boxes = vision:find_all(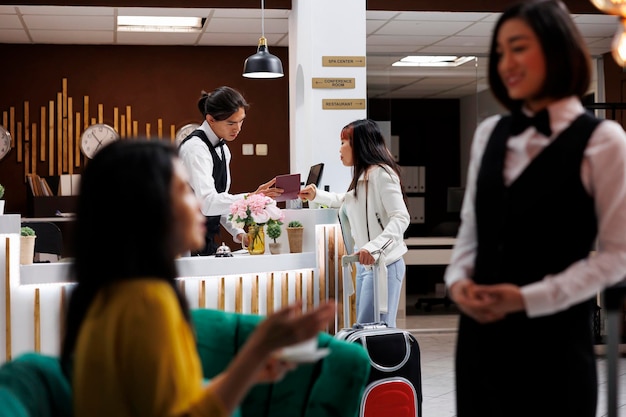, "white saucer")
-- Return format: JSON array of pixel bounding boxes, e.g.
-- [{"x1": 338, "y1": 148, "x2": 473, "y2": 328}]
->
[{"x1": 279, "y1": 348, "x2": 330, "y2": 363}]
